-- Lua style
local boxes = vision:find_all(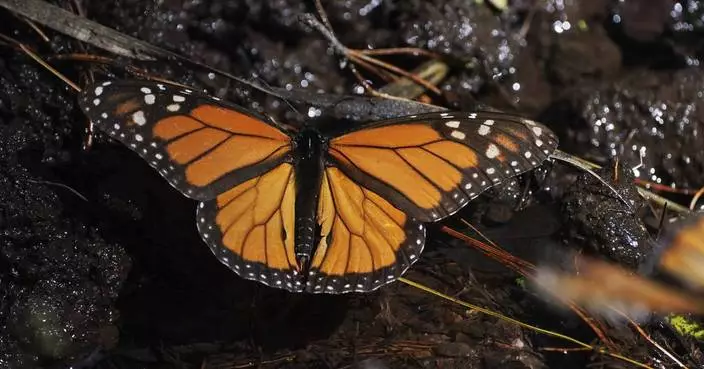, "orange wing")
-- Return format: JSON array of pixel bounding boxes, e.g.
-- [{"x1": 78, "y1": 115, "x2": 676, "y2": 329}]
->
[
  {"x1": 656, "y1": 214, "x2": 704, "y2": 291},
  {"x1": 79, "y1": 80, "x2": 292, "y2": 201},
  {"x1": 197, "y1": 163, "x2": 302, "y2": 290},
  {"x1": 327, "y1": 111, "x2": 558, "y2": 222},
  {"x1": 306, "y1": 166, "x2": 425, "y2": 293}
]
